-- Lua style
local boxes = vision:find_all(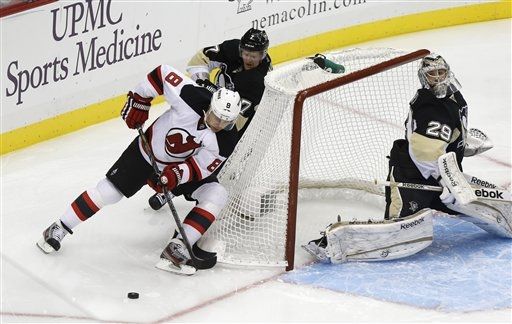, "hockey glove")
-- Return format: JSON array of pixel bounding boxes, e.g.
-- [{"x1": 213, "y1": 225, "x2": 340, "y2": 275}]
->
[
  {"x1": 196, "y1": 79, "x2": 219, "y2": 93},
  {"x1": 147, "y1": 172, "x2": 164, "y2": 193},
  {"x1": 121, "y1": 91, "x2": 152, "y2": 129},
  {"x1": 160, "y1": 164, "x2": 183, "y2": 191},
  {"x1": 464, "y1": 128, "x2": 493, "y2": 157},
  {"x1": 439, "y1": 179, "x2": 457, "y2": 205},
  {"x1": 308, "y1": 53, "x2": 345, "y2": 74}
]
